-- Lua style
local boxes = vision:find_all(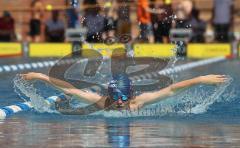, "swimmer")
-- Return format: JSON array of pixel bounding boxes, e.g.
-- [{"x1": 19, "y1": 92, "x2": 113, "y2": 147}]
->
[{"x1": 21, "y1": 72, "x2": 228, "y2": 114}]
